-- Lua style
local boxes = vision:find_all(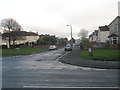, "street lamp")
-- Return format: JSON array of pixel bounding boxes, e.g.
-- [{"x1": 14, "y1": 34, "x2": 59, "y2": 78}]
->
[{"x1": 67, "y1": 25, "x2": 73, "y2": 45}]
